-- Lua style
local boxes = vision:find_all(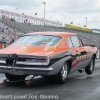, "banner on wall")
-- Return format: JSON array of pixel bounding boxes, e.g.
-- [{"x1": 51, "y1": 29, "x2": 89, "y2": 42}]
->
[{"x1": 64, "y1": 24, "x2": 91, "y2": 32}]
